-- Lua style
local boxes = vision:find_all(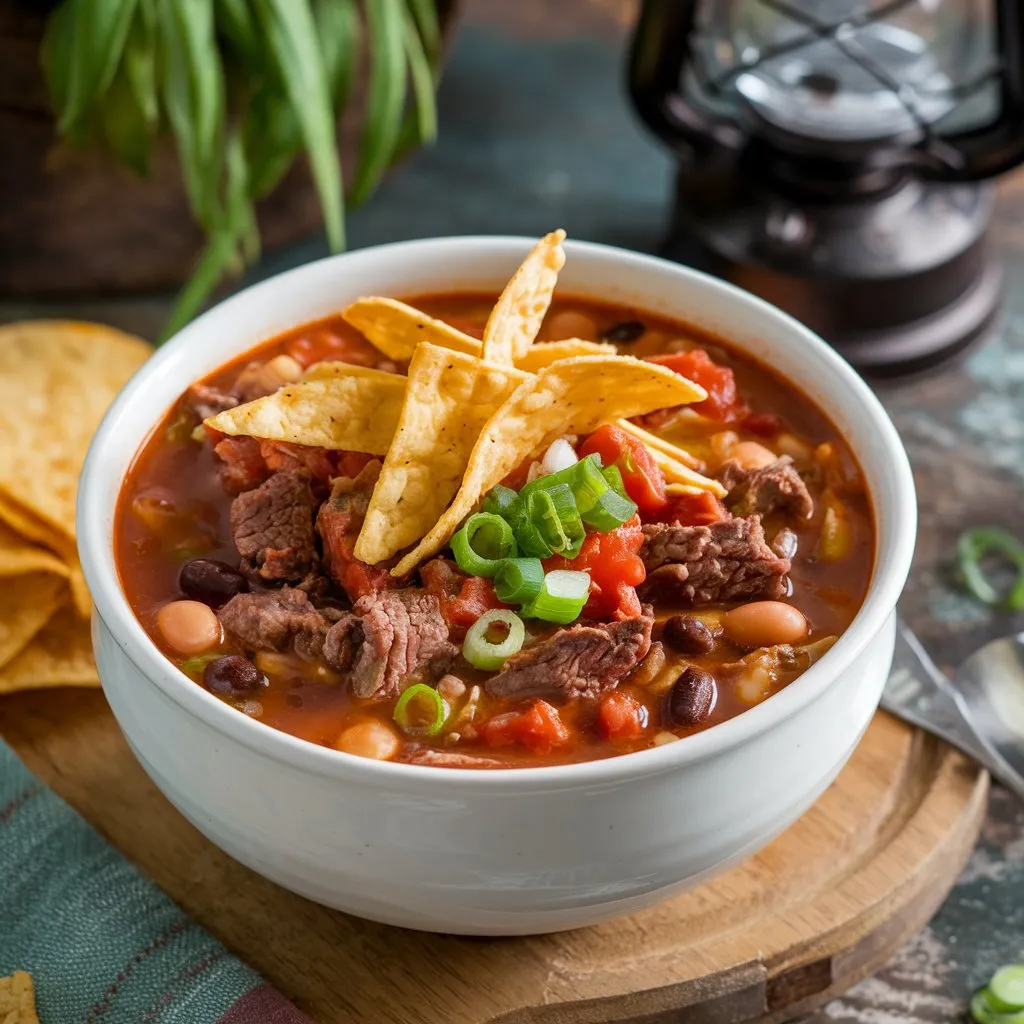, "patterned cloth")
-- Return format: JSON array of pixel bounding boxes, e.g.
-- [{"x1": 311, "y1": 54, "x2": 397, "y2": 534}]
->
[{"x1": 0, "y1": 741, "x2": 311, "y2": 1024}]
